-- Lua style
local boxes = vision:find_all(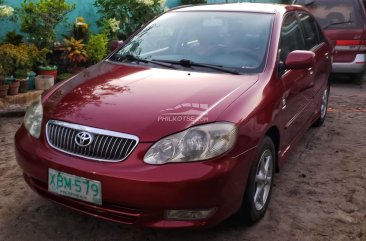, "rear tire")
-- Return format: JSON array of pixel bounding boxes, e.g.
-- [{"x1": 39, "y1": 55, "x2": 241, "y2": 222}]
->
[
  {"x1": 238, "y1": 136, "x2": 275, "y2": 225},
  {"x1": 351, "y1": 72, "x2": 365, "y2": 85},
  {"x1": 313, "y1": 84, "x2": 330, "y2": 127}
]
